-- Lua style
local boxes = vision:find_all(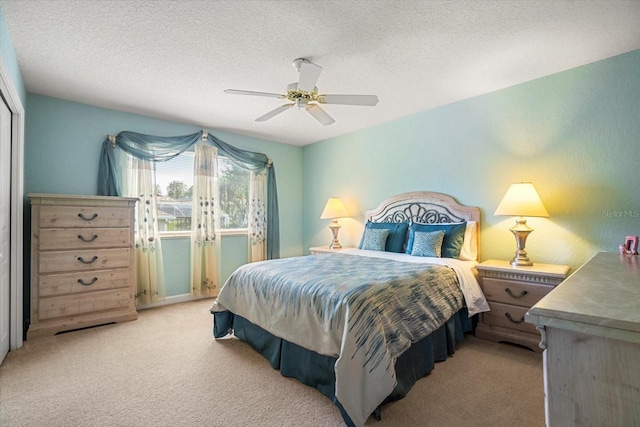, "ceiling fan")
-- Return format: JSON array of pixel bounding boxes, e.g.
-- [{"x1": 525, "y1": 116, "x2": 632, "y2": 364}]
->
[{"x1": 224, "y1": 58, "x2": 379, "y2": 126}]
